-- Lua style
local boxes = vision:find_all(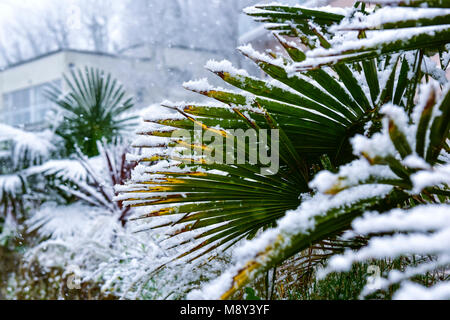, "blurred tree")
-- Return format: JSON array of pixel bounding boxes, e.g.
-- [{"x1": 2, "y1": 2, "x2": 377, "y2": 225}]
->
[
  {"x1": 0, "y1": 0, "x2": 117, "y2": 66},
  {"x1": 118, "y1": 0, "x2": 259, "y2": 63},
  {"x1": 0, "y1": 0, "x2": 280, "y2": 67}
]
